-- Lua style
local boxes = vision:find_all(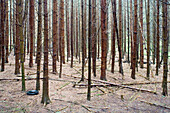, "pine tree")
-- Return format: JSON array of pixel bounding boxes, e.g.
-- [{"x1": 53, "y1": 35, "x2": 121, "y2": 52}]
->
[{"x1": 41, "y1": 0, "x2": 50, "y2": 105}]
